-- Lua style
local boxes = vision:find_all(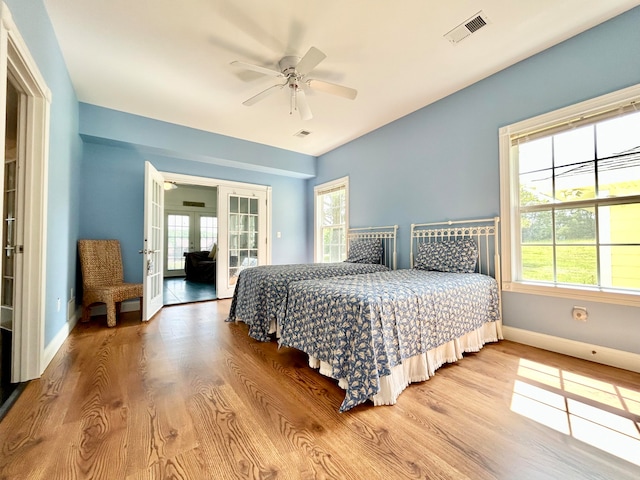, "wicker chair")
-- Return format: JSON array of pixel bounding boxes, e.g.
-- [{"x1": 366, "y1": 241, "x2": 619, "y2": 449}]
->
[{"x1": 78, "y1": 239, "x2": 143, "y2": 327}]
